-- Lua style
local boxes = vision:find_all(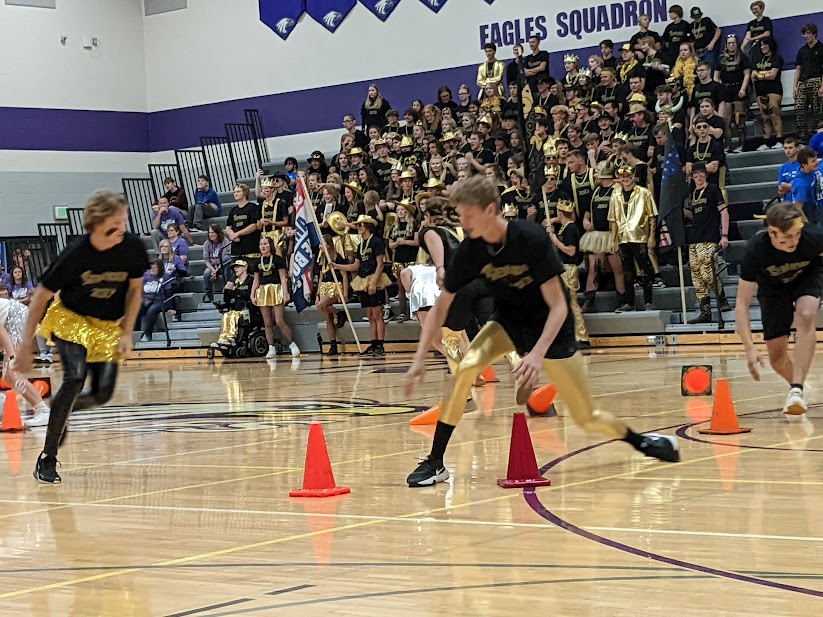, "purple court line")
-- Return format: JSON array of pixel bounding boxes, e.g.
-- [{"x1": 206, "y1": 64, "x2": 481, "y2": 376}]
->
[{"x1": 523, "y1": 414, "x2": 823, "y2": 599}]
